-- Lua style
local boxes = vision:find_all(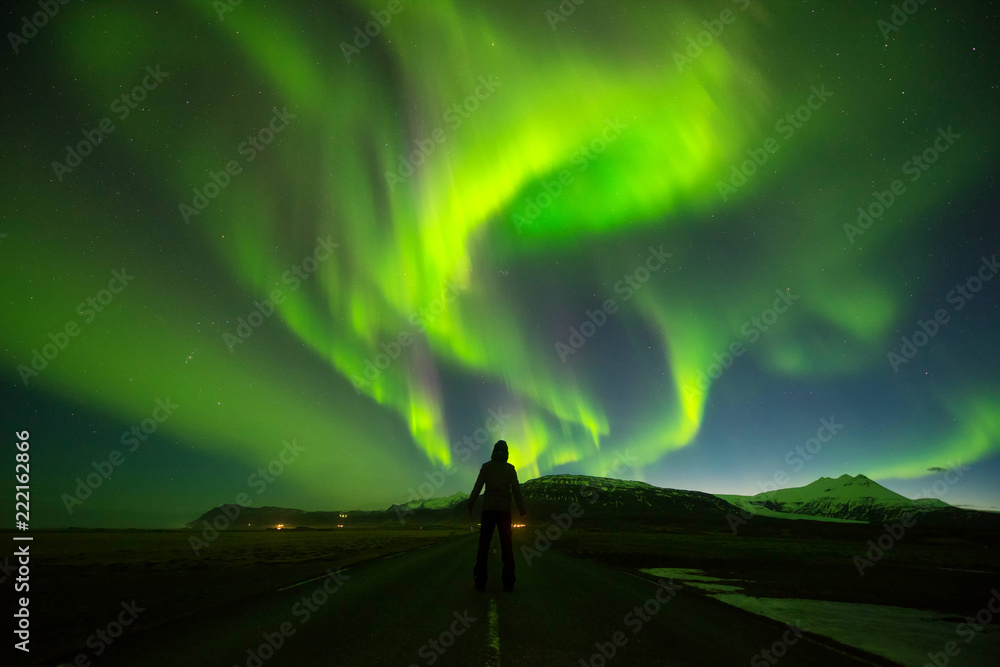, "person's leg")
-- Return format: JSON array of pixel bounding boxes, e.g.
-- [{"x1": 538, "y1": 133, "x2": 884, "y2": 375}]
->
[
  {"x1": 474, "y1": 511, "x2": 497, "y2": 589},
  {"x1": 498, "y1": 511, "x2": 515, "y2": 590}
]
